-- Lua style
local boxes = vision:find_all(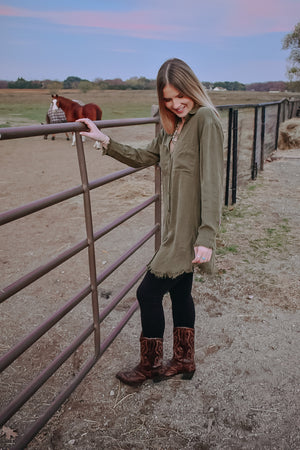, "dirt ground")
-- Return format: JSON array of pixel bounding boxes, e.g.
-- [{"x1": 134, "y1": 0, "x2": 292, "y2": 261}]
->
[{"x1": 0, "y1": 122, "x2": 300, "y2": 449}]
